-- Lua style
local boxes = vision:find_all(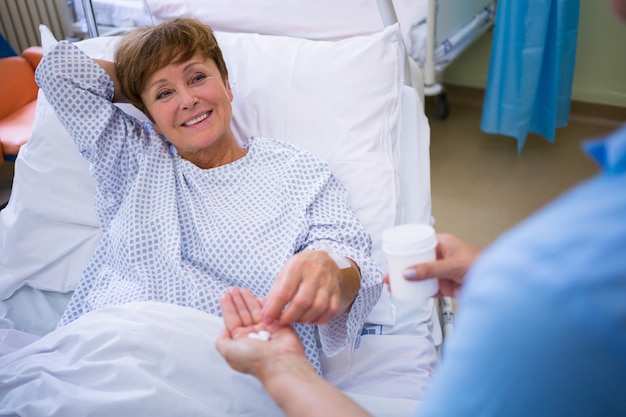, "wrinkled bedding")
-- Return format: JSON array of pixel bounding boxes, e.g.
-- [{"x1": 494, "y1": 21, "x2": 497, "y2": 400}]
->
[{"x1": 0, "y1": 301, "x2": 418, "y2": 417}]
